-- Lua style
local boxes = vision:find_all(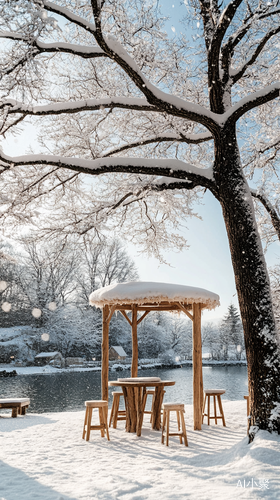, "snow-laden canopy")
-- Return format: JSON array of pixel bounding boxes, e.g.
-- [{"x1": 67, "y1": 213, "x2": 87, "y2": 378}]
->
[{"x1": 89, "y1": 281, "x2": 220, "y2": 310}]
